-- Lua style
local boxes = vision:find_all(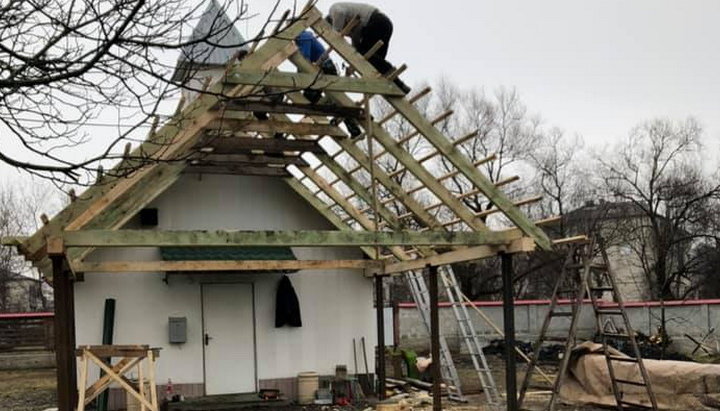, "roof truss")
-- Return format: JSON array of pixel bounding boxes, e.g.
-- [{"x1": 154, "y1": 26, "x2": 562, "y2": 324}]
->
[{"x1": 13, "y1": 3, "x2": 567, "y2": 278}]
